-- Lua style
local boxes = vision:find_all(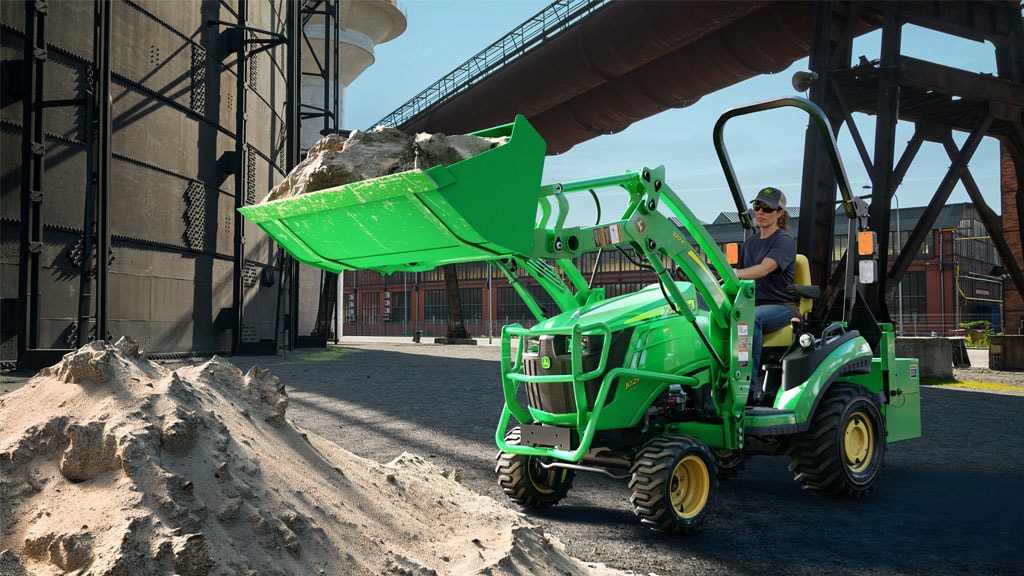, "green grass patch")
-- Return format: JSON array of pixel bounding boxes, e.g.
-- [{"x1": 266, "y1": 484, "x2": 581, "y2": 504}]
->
[{"x1": 922, "y1": 377, "x2": 1021, "y2": 392}]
